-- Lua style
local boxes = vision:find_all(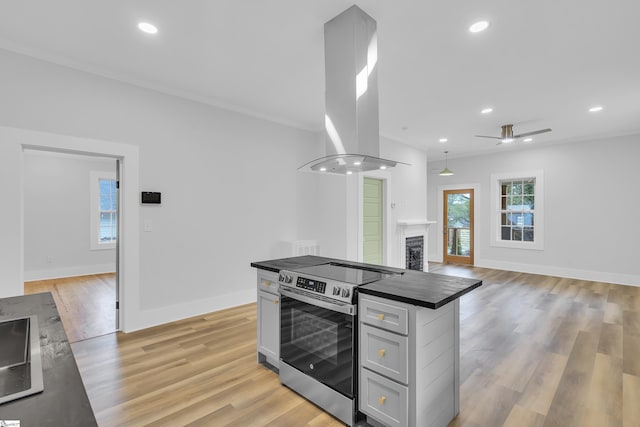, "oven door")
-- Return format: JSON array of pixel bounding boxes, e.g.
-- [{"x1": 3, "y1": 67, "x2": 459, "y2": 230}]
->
[{"x1": 279, "y1": 287, "x2": 356, "y2": 399}]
